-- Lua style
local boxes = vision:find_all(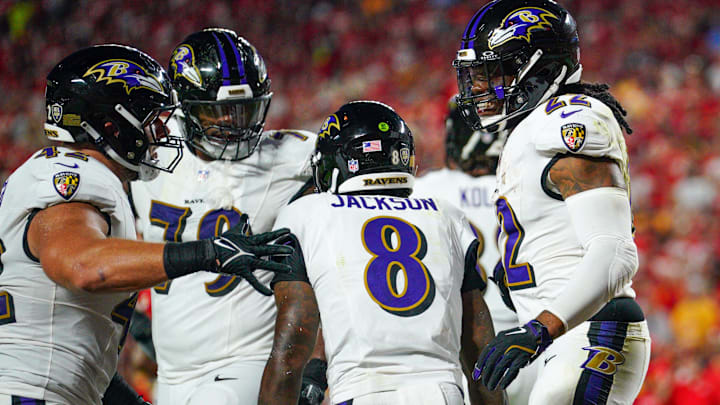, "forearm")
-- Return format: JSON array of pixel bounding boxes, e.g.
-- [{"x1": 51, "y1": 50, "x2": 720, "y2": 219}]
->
[
  {"x1": 44, "y1": 238, "x2": 168, "y2": 292},
  {"x1": 461, "y1": 289, "x2": 503, "y2": 405},
  {"x1": 259, "y1": 281, "x2": 320, "y2": 405},
  {"x1": 260, "y1": 356, "x2": 306, "y2": 405}
]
